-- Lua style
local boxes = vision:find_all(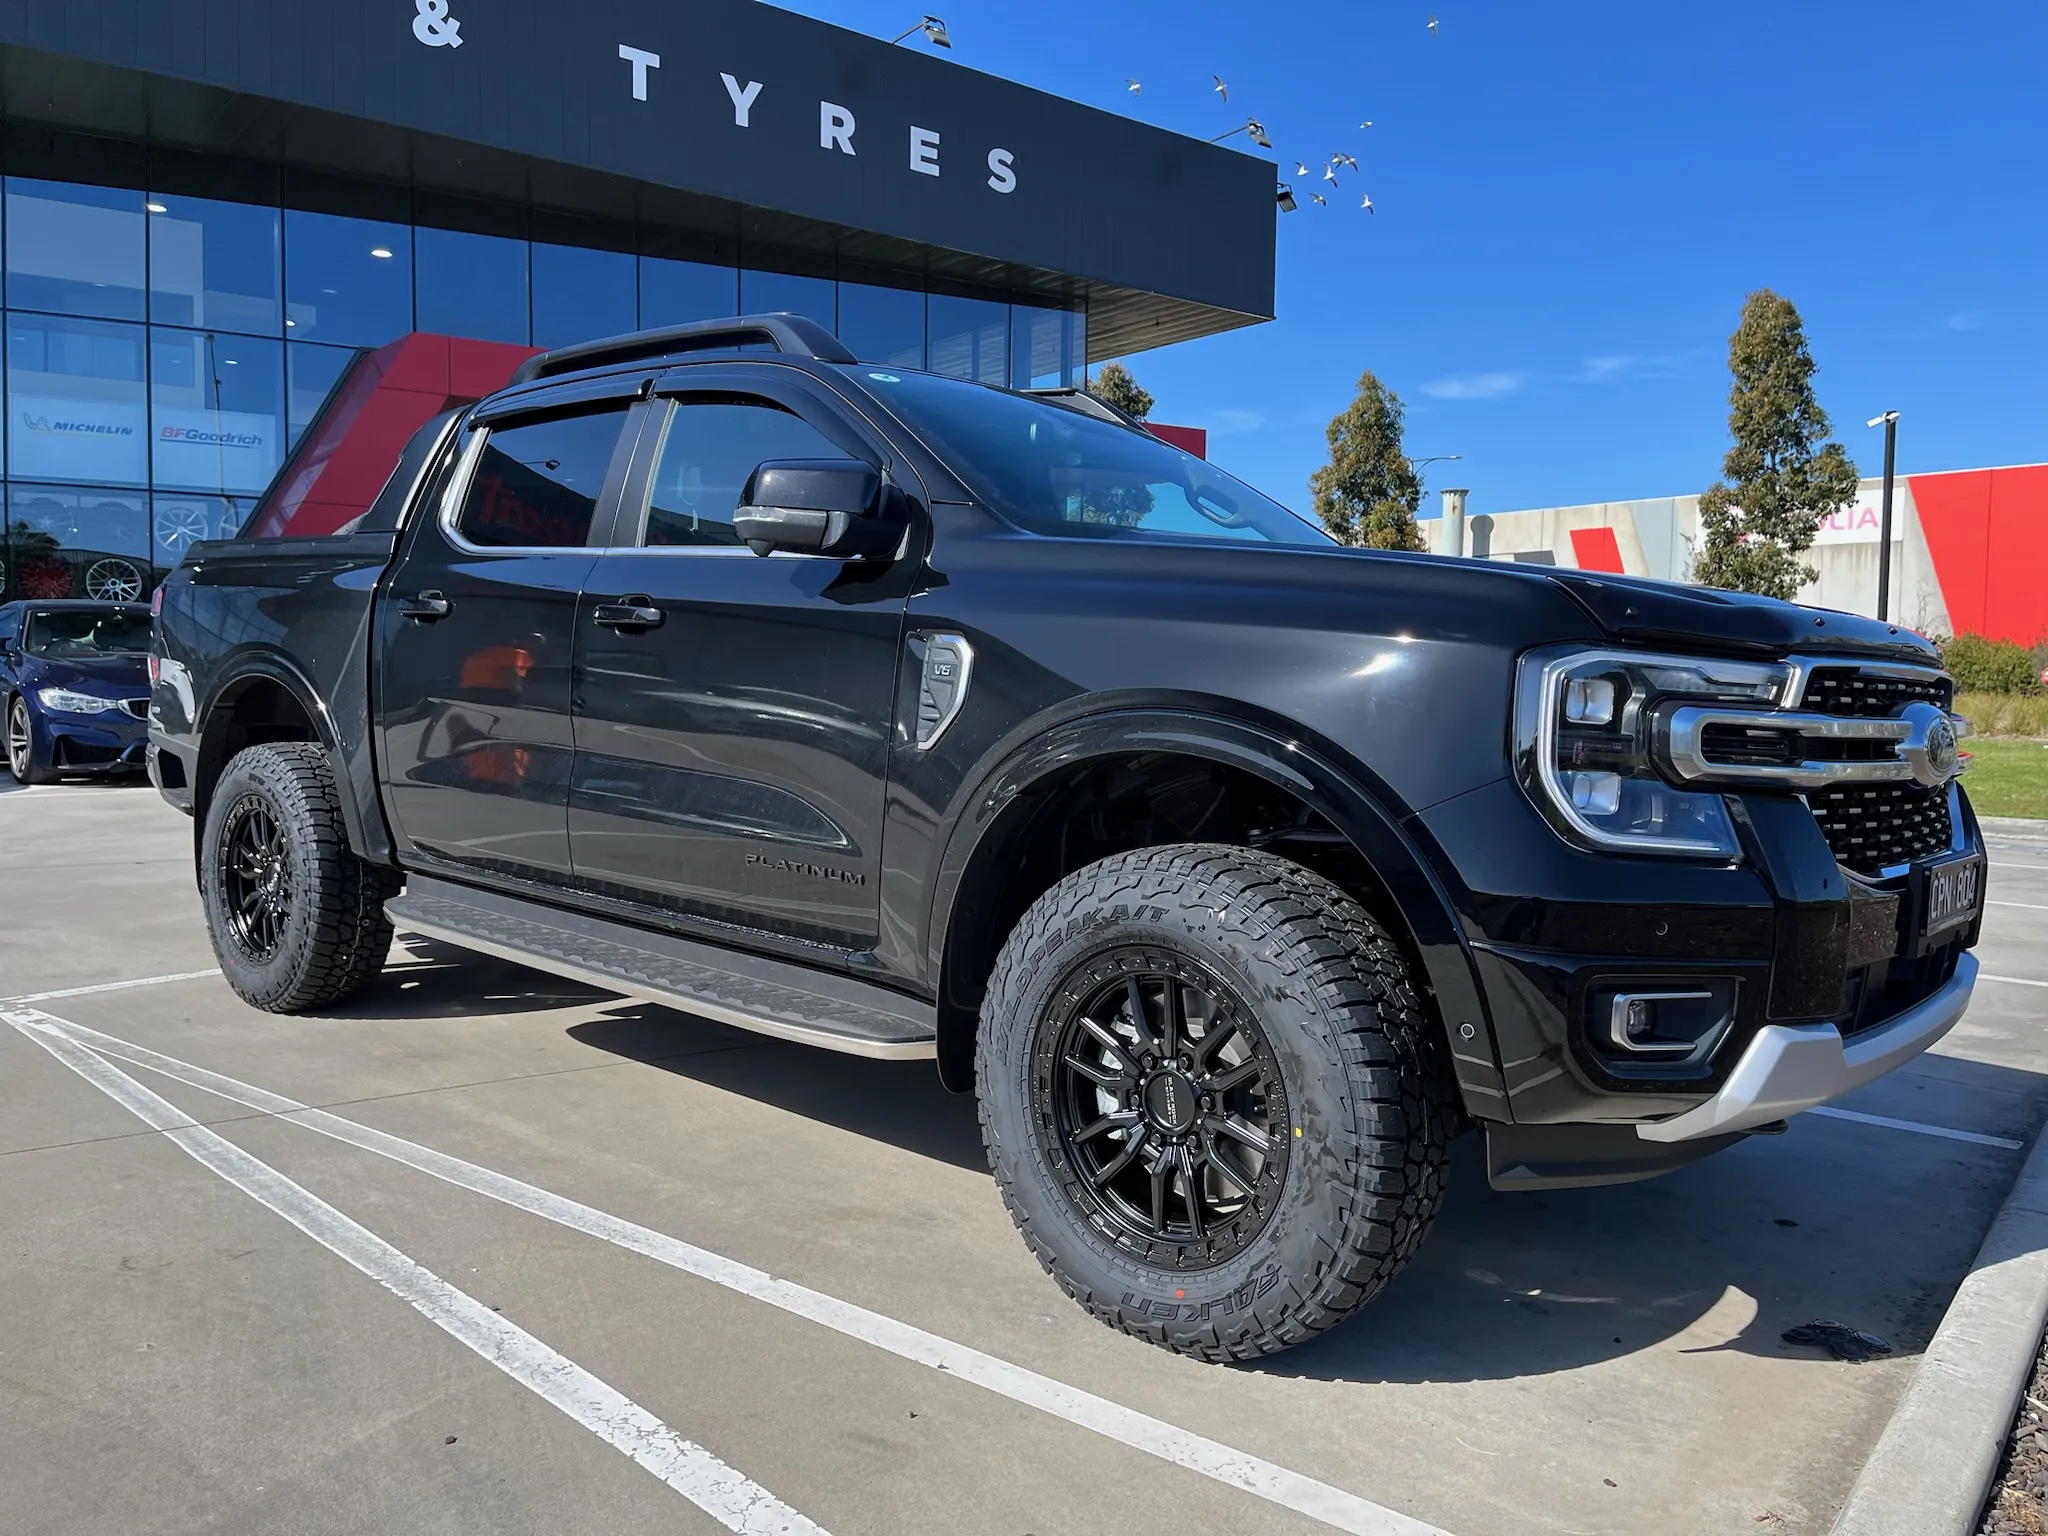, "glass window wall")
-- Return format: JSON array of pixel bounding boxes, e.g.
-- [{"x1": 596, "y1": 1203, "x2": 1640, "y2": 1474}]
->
[
  {"x1": 739, "y1": 268, "x2": 834, "y2": 330},
  {"x1": 1010, "y1": 305, "x2": 1086, "y2": 391},
  {"x1": 6, "y1": 313, "x2": 149, "y2": 486},
  {"x1": 152, "y1": 493, "x2": 251, "y2": 564},
  {"x1": 639, "y1": 257, "x2": 738, "y2": 329},
  {"x1": 284, "y1": 210, "x2": 412, "y2": 347},
  {"x1": 6, "y1": 180, "x2": 147, "y2": 321},
  {"x1": 5, "y1": 483, "x2": 150, "y2": 600},
  {"x1": 928, "y1": 293, "x2": 1008, "y2": 385},
  {"x1": 148, "y1": 329, "x2": 285, "y2": 496},
  {"x1": 532, "y1": 242, "x2": 636, "y2": 349},
  {"x1": 287, "y1": 341, "x2": 359, "y2": 449},
  {"x1": 838, "y1": 282, "x2": 925, "y2": 368},
  {"x1": 148, "y1": 194, "x2": 281, "y2": 336},
  {"x1": 416, "y1": 226, "x2": 529, "y2": 345}
]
